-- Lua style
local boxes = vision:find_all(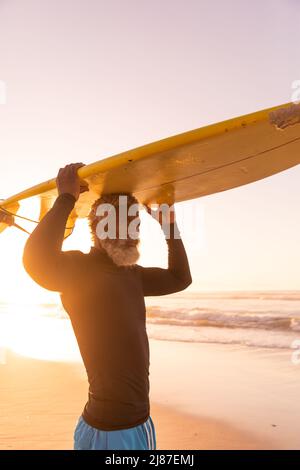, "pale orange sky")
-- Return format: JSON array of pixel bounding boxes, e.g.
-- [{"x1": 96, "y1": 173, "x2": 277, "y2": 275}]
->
[{"x1": 0, "y1": 0, "x2": 300, "y2": 302}]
